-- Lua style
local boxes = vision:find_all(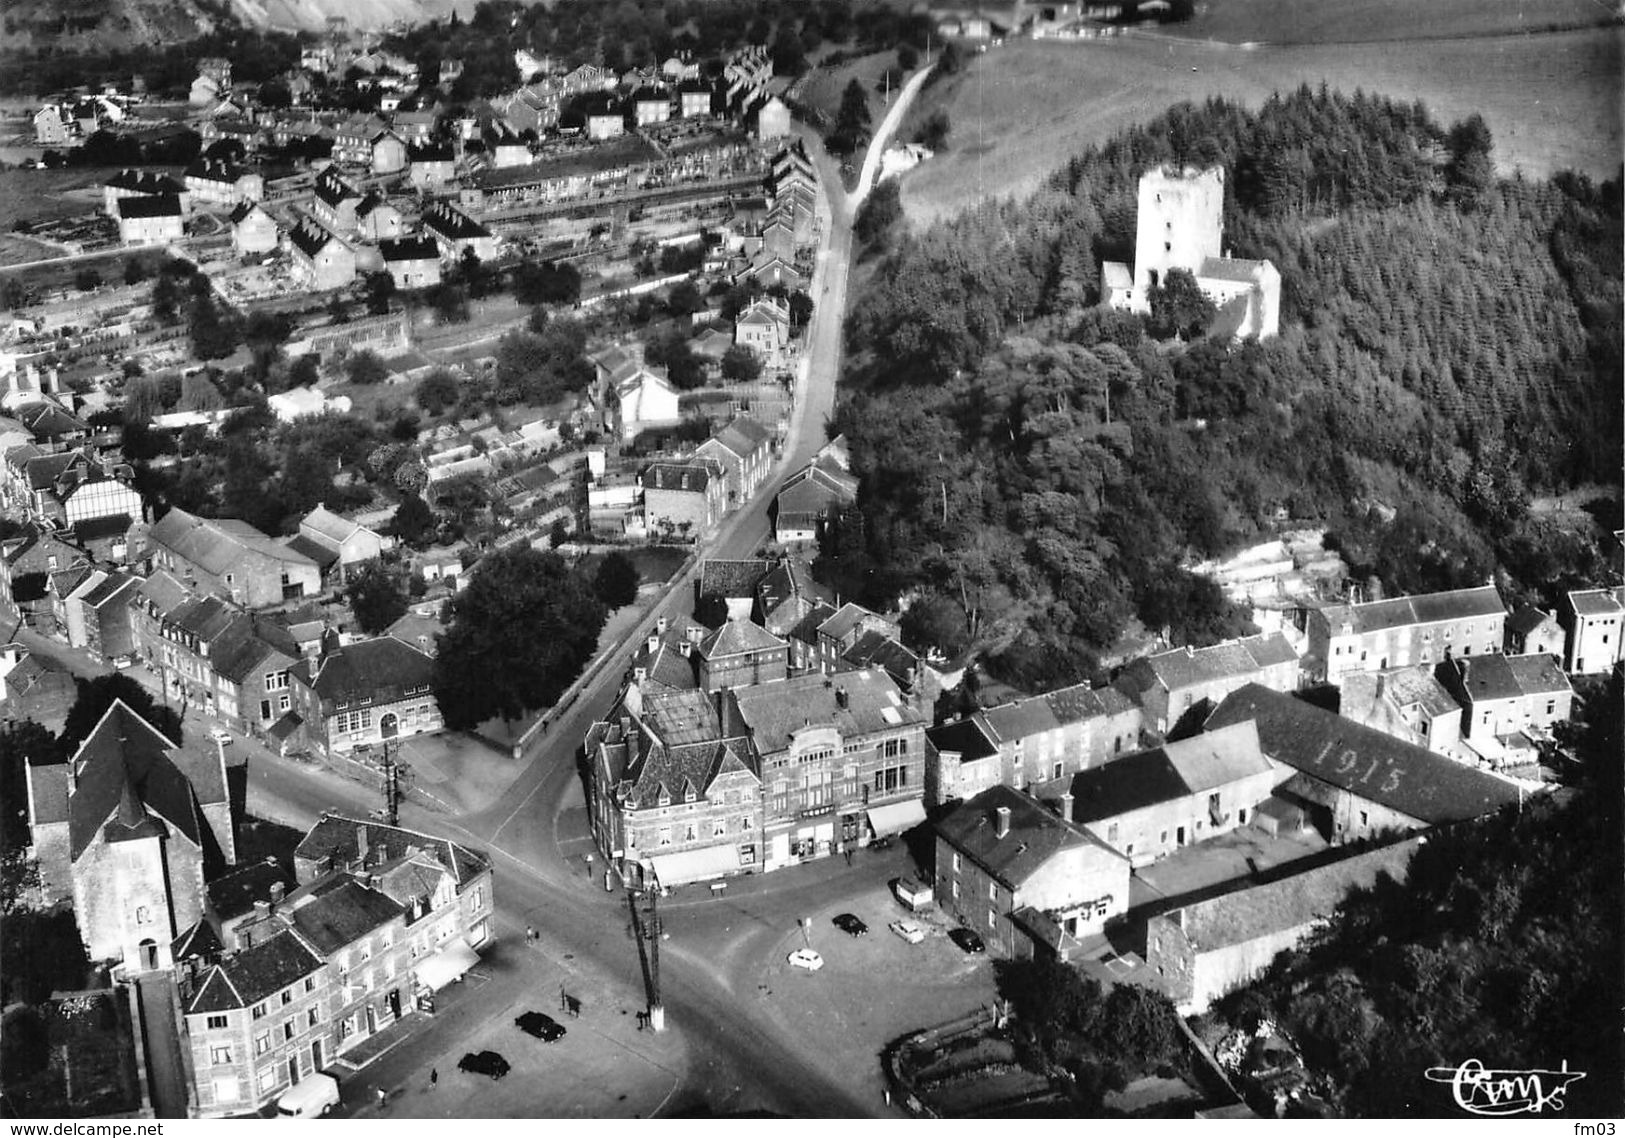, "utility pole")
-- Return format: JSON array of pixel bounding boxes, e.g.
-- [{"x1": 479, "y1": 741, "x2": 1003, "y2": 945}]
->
[
  {"x1": 632, "y1": 887, "x2": 664, "y2": 1032},
  {"x1": 381, "y1": 739, "x2": 401, "y2": 826}
]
